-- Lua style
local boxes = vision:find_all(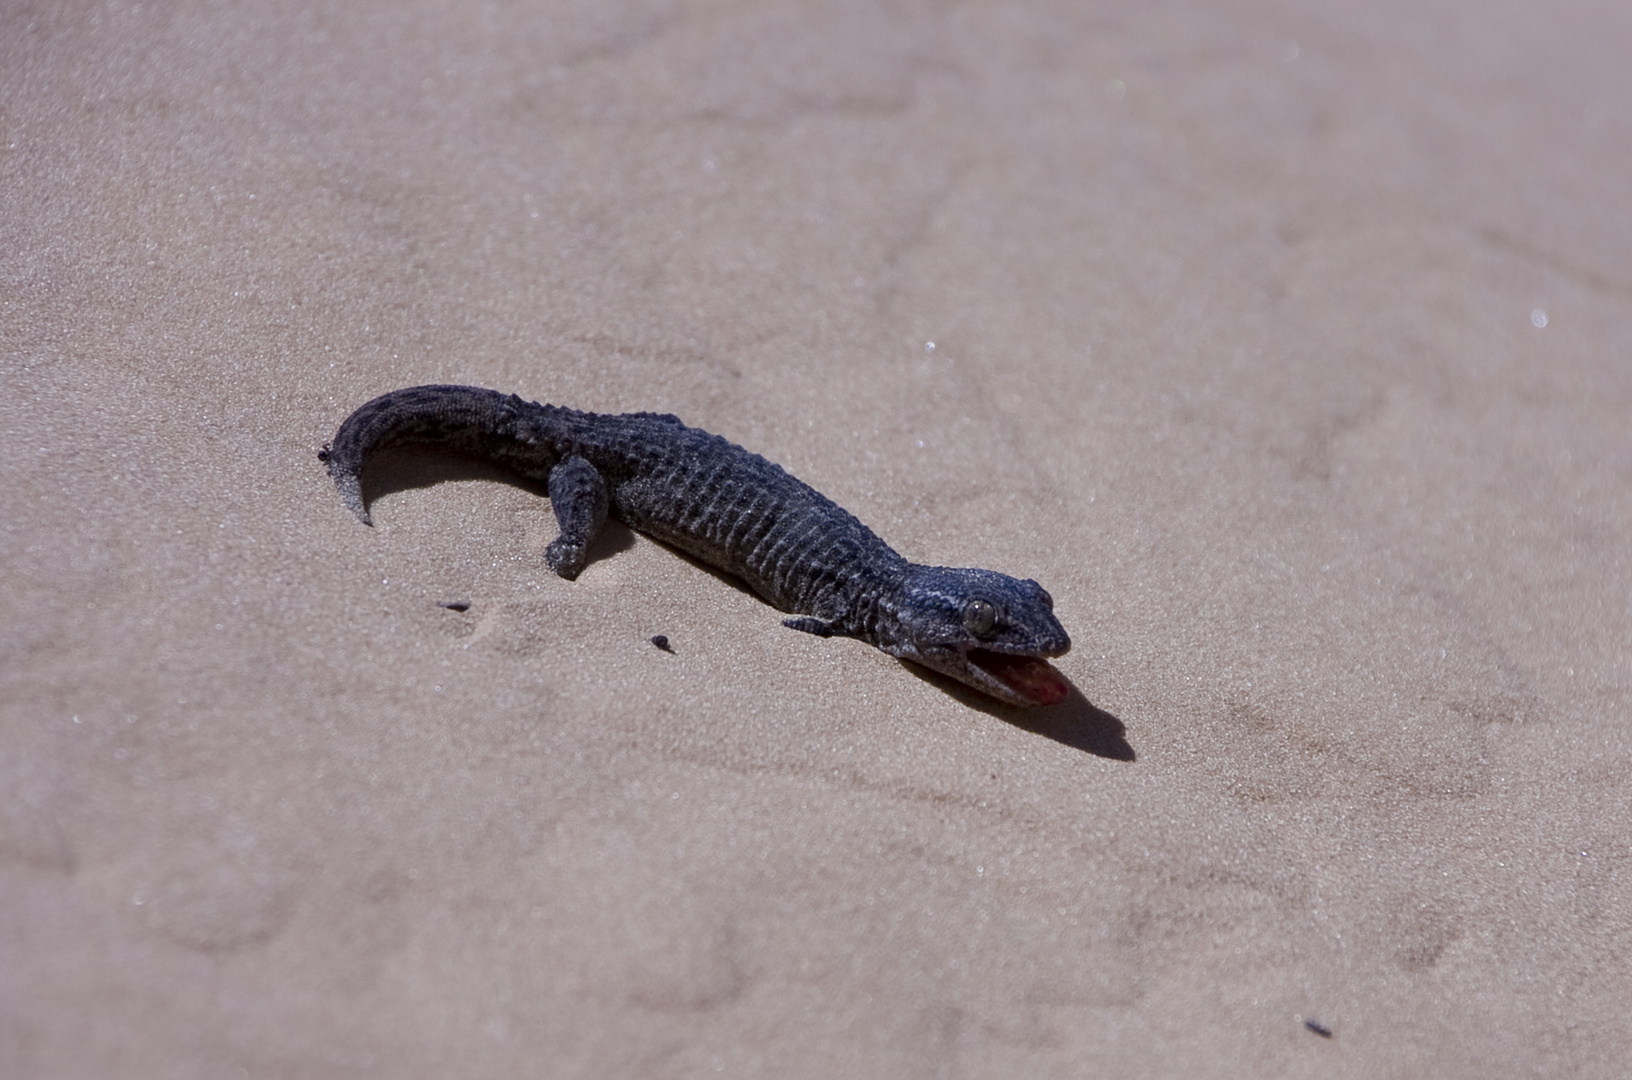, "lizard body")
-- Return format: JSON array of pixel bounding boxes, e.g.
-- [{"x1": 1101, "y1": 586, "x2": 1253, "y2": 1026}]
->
[{"x1": 320, "y1": 385, "x2": 1071, "y2": 706}]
